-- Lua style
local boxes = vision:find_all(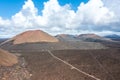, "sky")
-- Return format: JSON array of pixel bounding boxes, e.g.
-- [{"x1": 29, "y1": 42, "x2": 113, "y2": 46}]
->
[{"x1": 0, "y1": 0, "x2": 120, "y2": 38}]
